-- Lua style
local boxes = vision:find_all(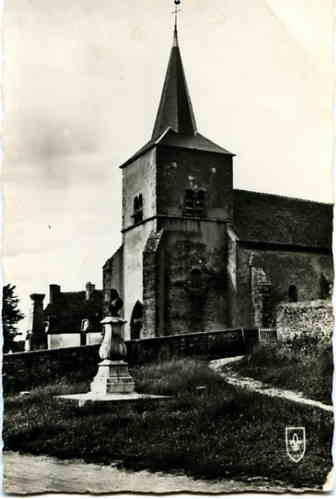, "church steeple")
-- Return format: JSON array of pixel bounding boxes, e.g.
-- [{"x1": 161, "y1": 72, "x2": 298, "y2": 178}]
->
[
  {"x1": 119, "y1": 7, "x2": 234, "y2": 169},
  {"x1": 151, "y1": 23, "x2": 197, "y2": 140}
]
